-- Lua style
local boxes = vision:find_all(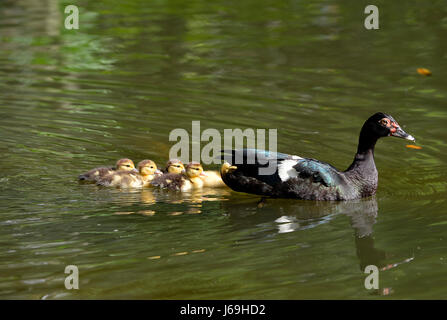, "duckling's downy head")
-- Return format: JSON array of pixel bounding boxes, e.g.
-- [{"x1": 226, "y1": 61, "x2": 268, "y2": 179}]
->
[
  {"x1": 166, "y1": 159, "x2": 185, "y2": 174},
  {"x1": 138, "y1": 160, "x2": 162, "y2": 176},
  {"x1": 221, "y1": 161, "x2": 238, "y2": 176},
  {"x1": 116, "y1": 158, "x2": 136, "y2": 171},
  {"x1": 185, "y1": 162, "x2": 206, "y2": 178}
]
